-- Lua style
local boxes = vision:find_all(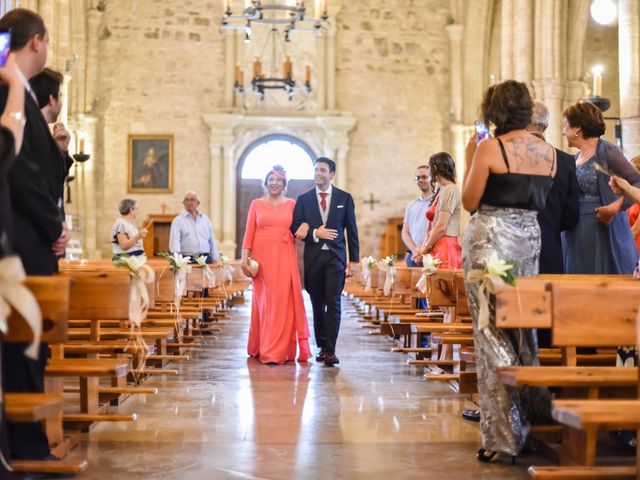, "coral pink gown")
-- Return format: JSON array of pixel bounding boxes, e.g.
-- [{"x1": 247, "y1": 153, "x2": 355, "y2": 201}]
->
[
  {"x1": 426, "y1": 195, "x2": 462, "y2": 269},
  {"x1": 243, "y1": 198, "x2": 312, "y2": 364}
]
